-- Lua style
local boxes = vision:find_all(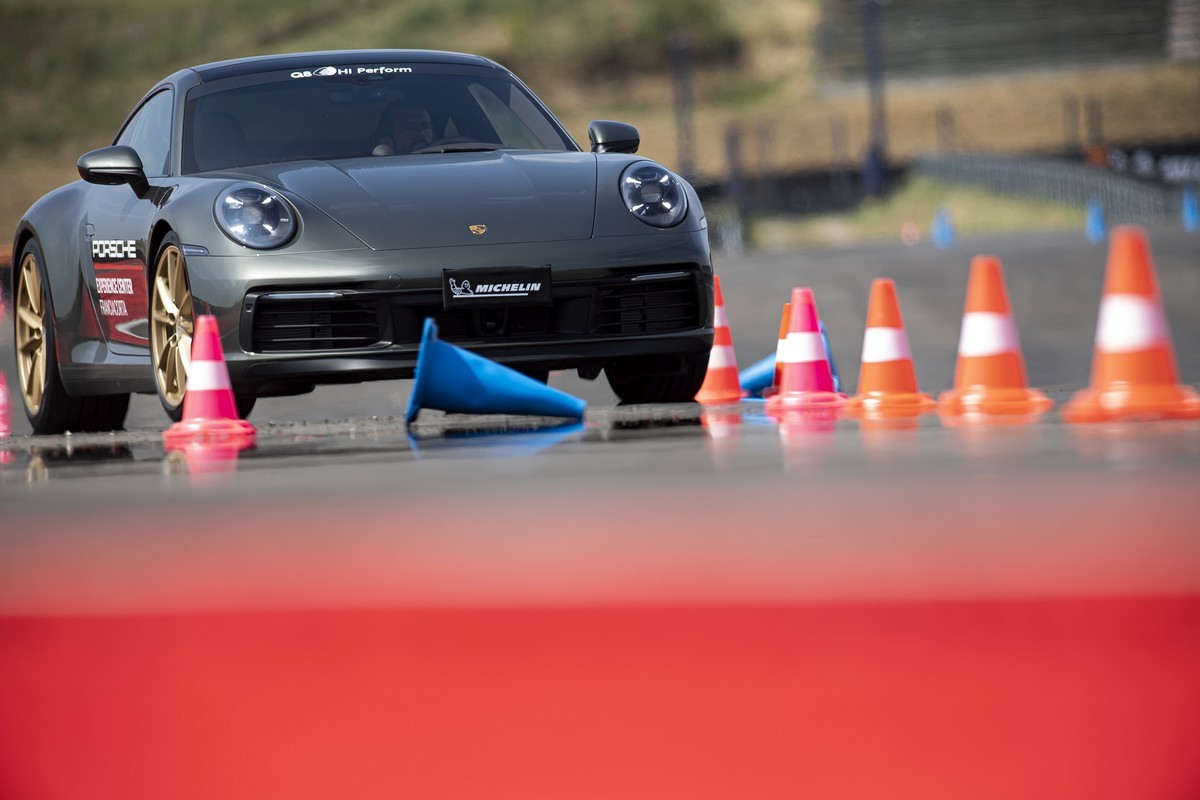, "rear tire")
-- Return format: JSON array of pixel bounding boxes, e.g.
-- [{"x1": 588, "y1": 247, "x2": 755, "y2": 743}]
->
[
  {"x1": 14, "y1": 239, "x2": 130, "y2": 434},
  {"x1": 605, "y1": 352, "x2": 708, "y2": 404}
]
